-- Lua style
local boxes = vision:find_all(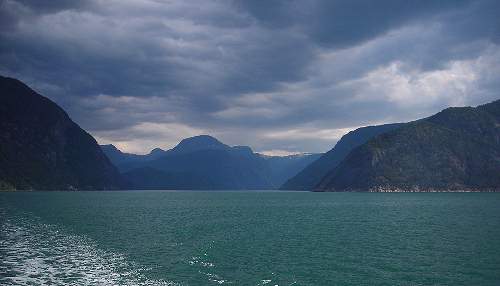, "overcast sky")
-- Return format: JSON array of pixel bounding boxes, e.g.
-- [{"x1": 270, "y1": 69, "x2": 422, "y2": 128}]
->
[{"x1": 1, "y1": 0, "x2": 499, "y2": 155}]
